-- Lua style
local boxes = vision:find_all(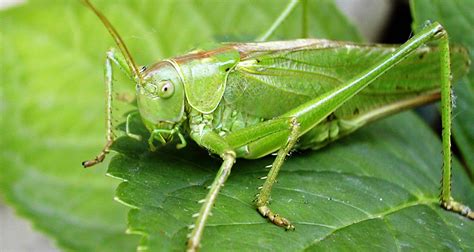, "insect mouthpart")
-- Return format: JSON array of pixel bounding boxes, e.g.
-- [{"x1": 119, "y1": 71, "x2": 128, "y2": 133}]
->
[
  {"x1": 151, "y1": 122, "x2": 187, "y2": 149},
  {"x1": 156, "y1": 131, "x2": 173, "y2": 144}
]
